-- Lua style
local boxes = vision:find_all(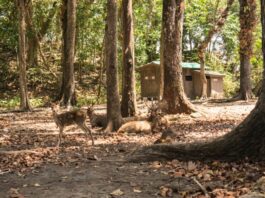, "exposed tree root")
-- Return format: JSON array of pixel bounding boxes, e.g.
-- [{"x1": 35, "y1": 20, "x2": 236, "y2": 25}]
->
[
  {"x1": 128, "y1": 101, "x2": 265, "y2": 162},
  {"x1": 230, "y1": 91, "x2": 254, "y2": 102}
]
